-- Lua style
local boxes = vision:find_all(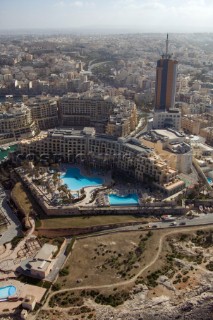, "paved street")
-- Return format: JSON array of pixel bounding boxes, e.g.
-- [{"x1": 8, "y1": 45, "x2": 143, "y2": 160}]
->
[
  {"x1": 0, "y1": 187, "x2": 22, "y2": 245},
  {"x1": 45, "y1": 238, "x2": 71, "y2": 282},
  {"x1": 85, "y1": 213, "x2": 213, "y2": 236},
  {"x1": 149, "y1": 212, "x2": 213, "y2": 229}
]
